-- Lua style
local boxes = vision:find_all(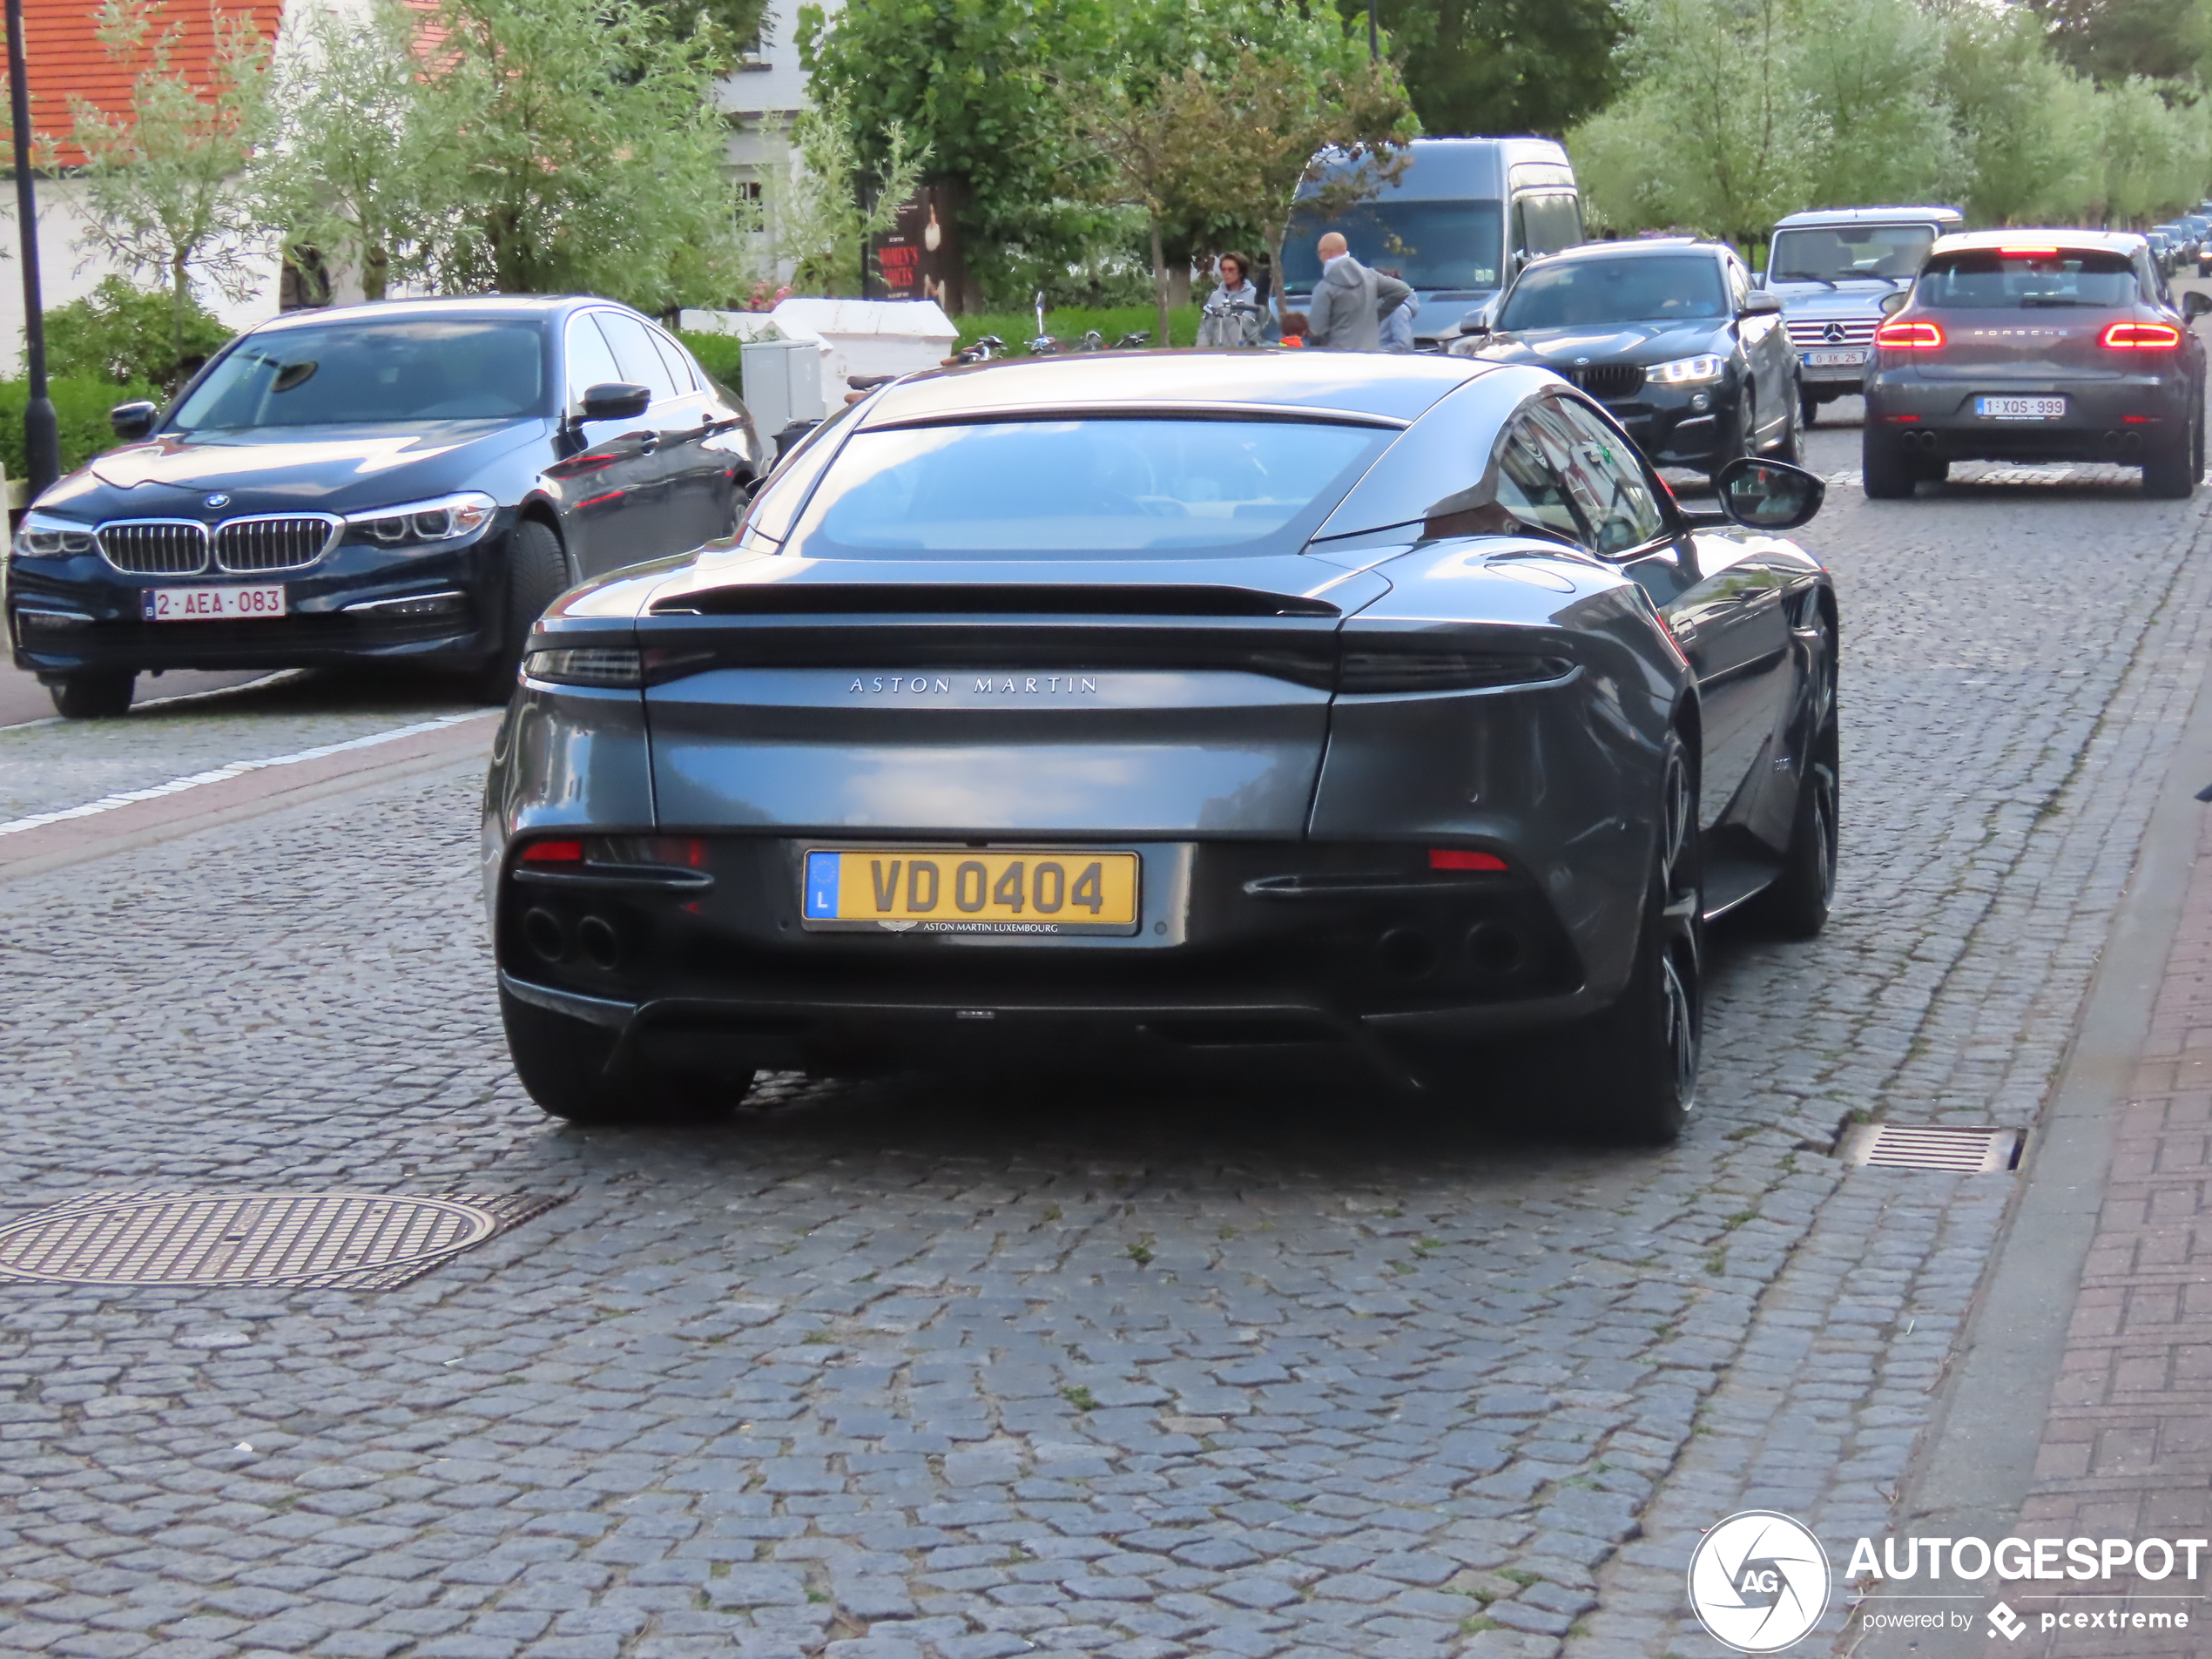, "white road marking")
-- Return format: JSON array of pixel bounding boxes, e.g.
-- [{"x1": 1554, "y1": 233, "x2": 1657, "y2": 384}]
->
[{"x1": 0, "y1": 711, "x2": 493, "y2": 839}]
